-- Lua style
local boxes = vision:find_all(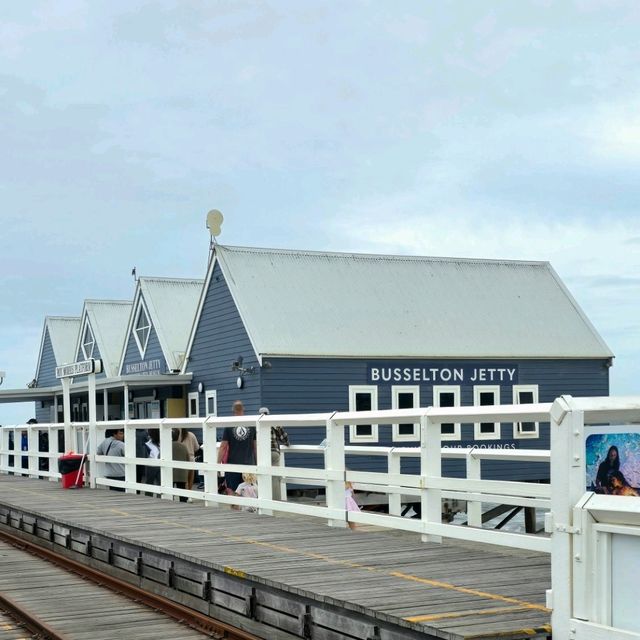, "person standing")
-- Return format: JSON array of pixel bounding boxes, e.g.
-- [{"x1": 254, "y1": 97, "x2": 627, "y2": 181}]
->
[
  {"x1": 171, "y1": 429, "x2": 189, "y2": 502},
  {"x1": 178, "y1": 428, "x2": 200, "y2": 490},
  {"x1": 218, "y1": 401, "x2": 256, "y2": 494},
  {"x1": 258, "y1": 407, "x2": 290, "y2": 501},
  {"x1": 96, "y1": 428, "x2": 125, "y2": 491}
]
